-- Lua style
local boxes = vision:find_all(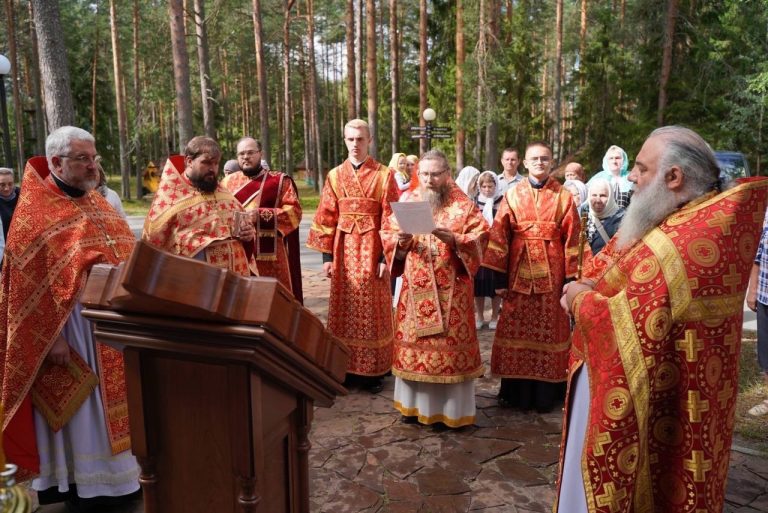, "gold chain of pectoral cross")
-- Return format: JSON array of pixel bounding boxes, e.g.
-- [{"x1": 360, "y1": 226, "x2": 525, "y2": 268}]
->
[{"x1": 69, "y1": 194, "x2": 120, "y2": 257}]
